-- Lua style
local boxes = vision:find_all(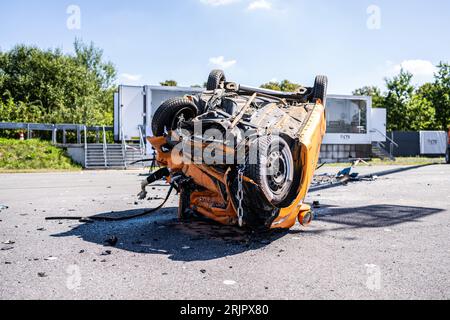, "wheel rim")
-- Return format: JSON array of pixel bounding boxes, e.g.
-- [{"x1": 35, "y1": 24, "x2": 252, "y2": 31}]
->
[
  {"x1": 170, "y1": 107, "x2": 196, "y2": 131},
  {"x1": 264, "y1": 143, "x2": 293, "y2": 198}
]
